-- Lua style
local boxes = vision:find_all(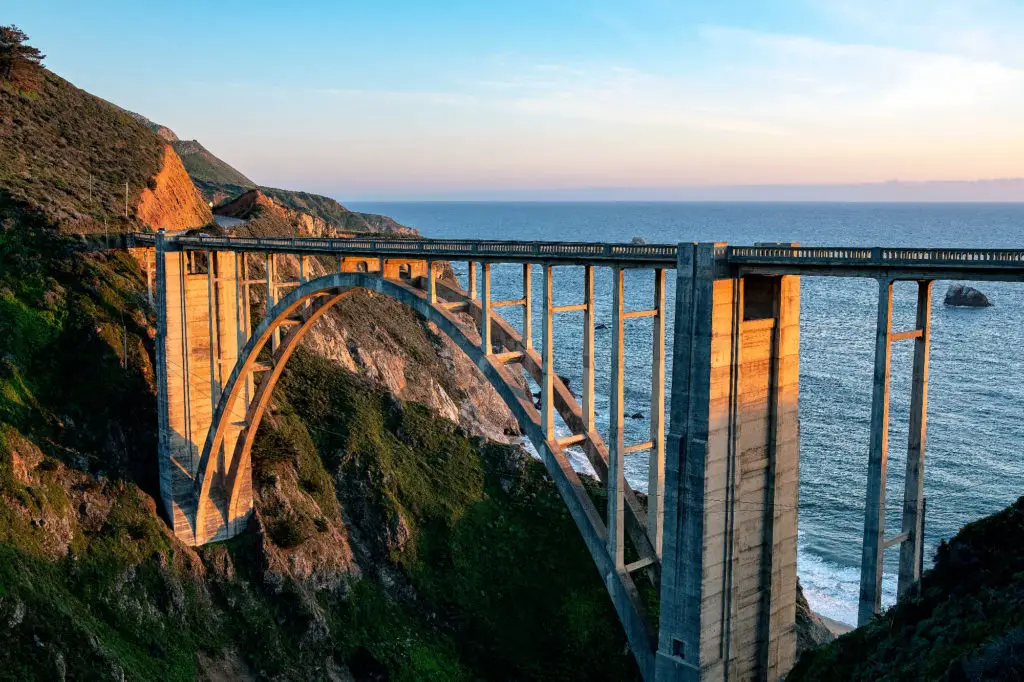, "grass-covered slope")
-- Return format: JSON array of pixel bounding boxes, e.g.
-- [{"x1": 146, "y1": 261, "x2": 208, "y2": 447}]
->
[
  {"x1": 170, "y1": 140, "x2": 256, "y2": 196},
  {"x1": 790, "y1": 496, "x2": 1024, "y2": 681},
  {"x1": 0, "y1": 72, "x2": 163, "y2": 233}
]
